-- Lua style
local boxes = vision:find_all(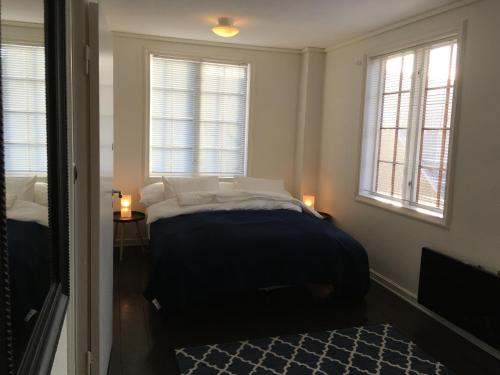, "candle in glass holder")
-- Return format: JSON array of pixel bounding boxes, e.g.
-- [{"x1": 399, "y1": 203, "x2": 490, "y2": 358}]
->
[
  {"x1": 120, "y1": 194, "x2": 132, "y2": 218},
  {"x1": 302, "y1": 195, "x2": 315, "y2": 210}
]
